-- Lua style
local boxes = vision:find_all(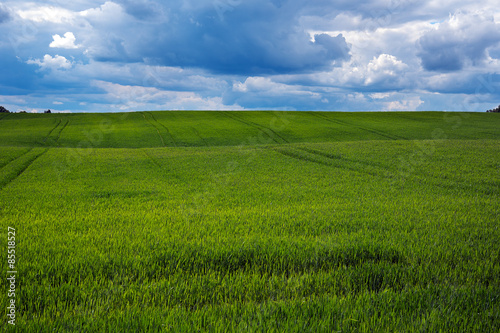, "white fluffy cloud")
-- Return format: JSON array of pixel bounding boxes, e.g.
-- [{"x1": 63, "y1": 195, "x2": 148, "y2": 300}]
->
[
  {"x1": 27, "y1": 54, "x2": 73, "y2": 70},
  {"x1": 93, "y1": 80, "x2": 243, "y2": 111},
  {"x1": 385, "y1": 97, "x2": 424, "y2": 111},
  {"x1": 16, "y1": 5, "x2": 76, "y2": 23},
  {"x1": 233, "y1": 77, "x2": 319, "y2": 97},
  {"x1": 305, "y1": 53, "x2": 410, "y2": 91},
  {"x1": 50, "y1": 32, "x2": 81, "y2": 49},
  {"x1": 364, "y1": 54, "x2": 409, "y2": 85},
  {"x1": 417, "y1": 11, "x2": 500, "y2": 71}
]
